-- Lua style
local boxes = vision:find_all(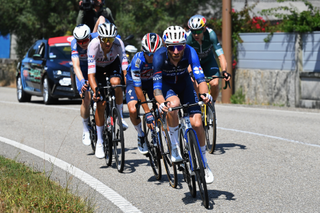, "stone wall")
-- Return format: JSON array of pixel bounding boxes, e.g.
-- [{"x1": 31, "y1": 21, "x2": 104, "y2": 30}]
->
[
  {"x1": 0, "y1": 59, "x2": 18, "y2": 87},
  {"x1": 234, "y1": 69, "x2": 296, "y2": 107}
]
